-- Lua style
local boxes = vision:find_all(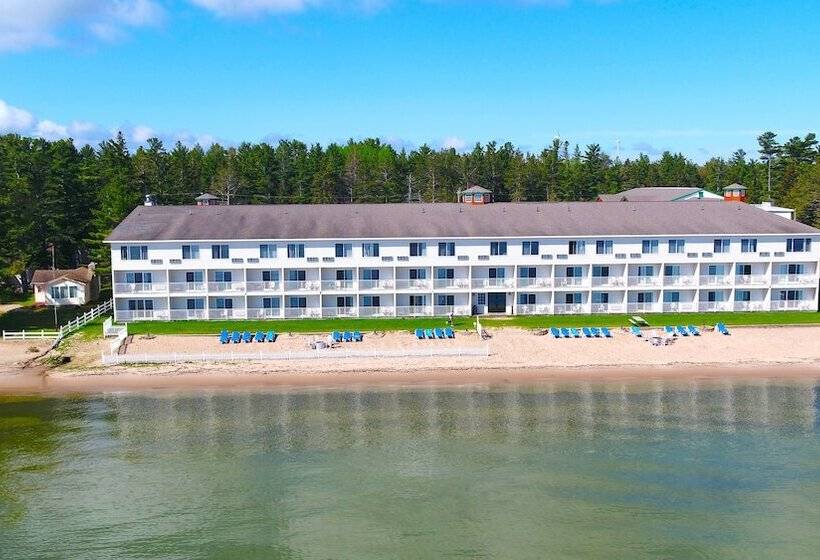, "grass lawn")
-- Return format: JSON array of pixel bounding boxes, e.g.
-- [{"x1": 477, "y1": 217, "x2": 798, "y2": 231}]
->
[
  {"x1": 0, "y1": 303, "x2": 98, "y2": 332},
  {"x1": 0, "y1": 292, "x2": 34, "y2": 305},
  {"x1": 119, "y1": 310, "x2": 819, "y2": 337}
]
